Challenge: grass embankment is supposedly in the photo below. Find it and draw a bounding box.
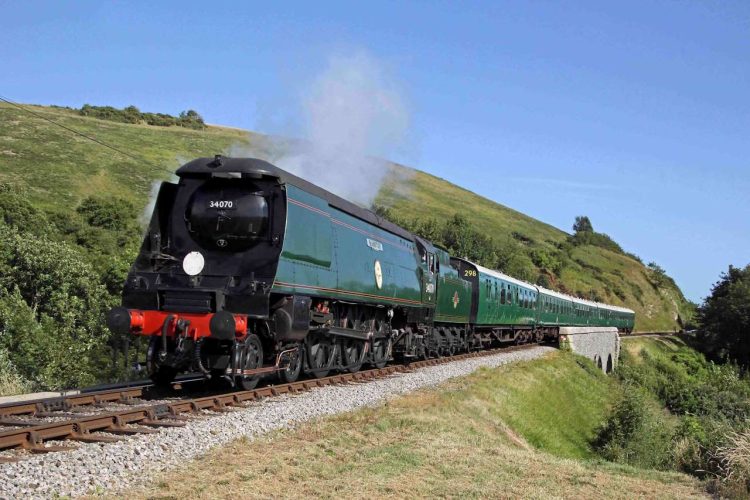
[1,103,690,332]
[126,352,703,499]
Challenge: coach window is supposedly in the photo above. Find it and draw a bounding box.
[500,287,506,304]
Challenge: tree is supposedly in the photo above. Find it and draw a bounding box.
[697,264,750,367]
[573,215,593,234]
[647,262,668,288]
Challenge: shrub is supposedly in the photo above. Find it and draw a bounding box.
[76,196,137,231]
[592,387,674,469]
[569,230,624,254]
[530,248,562,274]
[0,183,52,236]
[0,226,117,389]
[79,104,205,129]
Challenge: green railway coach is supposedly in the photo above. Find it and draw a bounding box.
[536,286,635,332]
[536,287,576,328]
[449,259,541,344]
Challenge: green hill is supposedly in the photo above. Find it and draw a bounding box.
[0,103,691,331]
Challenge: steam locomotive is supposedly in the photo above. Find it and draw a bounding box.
[107,156,634,388]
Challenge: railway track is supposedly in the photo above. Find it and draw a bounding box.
[621,331,677,338]
[0,344,538,460]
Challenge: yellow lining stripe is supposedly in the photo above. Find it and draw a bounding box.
[273,280,424,306]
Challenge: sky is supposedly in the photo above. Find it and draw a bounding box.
[1,0,748,302]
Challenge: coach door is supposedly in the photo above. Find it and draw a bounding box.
[416,238,437,305]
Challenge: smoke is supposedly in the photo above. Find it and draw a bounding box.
[140,171,179,230]
[230,51,413,207]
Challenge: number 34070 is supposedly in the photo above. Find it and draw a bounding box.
[209,200,233,208]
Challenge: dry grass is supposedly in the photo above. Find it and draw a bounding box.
[121,353,705,499]
[0,349,33,397]
[714,430,750,495]
[622,336,683,363]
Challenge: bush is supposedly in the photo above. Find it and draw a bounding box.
[80,104,205,129]
[76,196,137,231]
[0,226,117,389]
[592,387,675,469]
[569,230,623,254]
[530,248,562,275]
[0,183,52,236]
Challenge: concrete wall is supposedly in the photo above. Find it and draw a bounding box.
[559,327,620,373]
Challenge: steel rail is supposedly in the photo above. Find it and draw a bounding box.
[0,344,538,456]
[0,374,209,418]
[620,331,677,338]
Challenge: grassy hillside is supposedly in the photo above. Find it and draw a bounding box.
[126,351,704,498]
[0,102,690,330]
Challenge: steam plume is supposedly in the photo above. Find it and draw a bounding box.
[231,51,412,207]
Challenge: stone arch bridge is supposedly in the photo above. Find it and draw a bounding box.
[559,326,620,373]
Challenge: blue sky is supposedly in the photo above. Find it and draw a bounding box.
[2,1,748,302]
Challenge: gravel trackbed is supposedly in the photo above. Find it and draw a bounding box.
[0,345,554,498]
